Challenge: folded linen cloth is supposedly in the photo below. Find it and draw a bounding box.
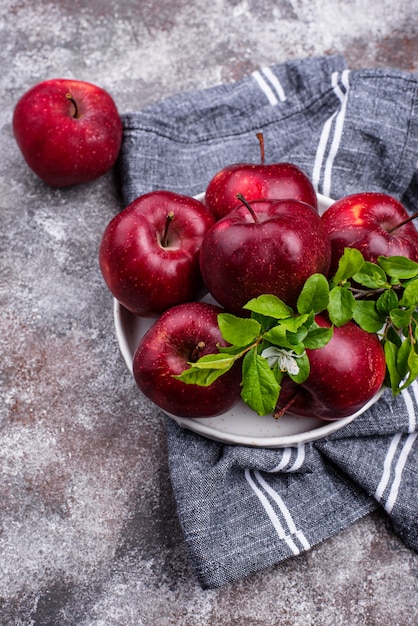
[118,55,418,589]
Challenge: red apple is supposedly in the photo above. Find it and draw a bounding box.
[13,78,123,187]
[132,302,242,418]
[199,197,331,315]
[99,190,215,317]
[274,314,386,420]
[322,192,418,276]
[205,135,317,220]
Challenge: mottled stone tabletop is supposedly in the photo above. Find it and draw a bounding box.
[1,1,417,625]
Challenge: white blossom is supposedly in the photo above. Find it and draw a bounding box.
[261,346,304,375]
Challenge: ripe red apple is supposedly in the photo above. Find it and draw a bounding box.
[204,135,317,220]
[99,190,215,317]
[322,192,418,275]
[13,78,123,187]
[132,301,242,418]
[199,197,331,315]
[274,314,386,420]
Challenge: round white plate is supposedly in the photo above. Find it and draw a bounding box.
[113,192,383,448]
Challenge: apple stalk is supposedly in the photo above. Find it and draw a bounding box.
[235,193,260,222]
[256,132,265,165]
[190,341,206,362]
[160,211,175,247]
[66,92,79,118]
[273,393,298,419]
[387,209,418,233]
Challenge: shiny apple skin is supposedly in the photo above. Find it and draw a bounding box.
[275,315,386,420]
[205,162,318,220]
[99,191,215,317]
[132,302,242,418]
[322,192,418,276]
[13,79,123,187]
[199,198,331,315]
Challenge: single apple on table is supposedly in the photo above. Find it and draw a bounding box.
[199,197,331,315]
[204,134,318,220]
[99,190,215,317]
[13,78,123,187]
[322,192,418,276]
[274,314,387,420]
[132,302,243,418]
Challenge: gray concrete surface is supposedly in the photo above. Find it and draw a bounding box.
[1,1,417,624]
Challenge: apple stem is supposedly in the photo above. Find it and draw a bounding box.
[236,193,259,223]
[190,341,205,362]
[387,210,418,233]
[256,132,265,165]
[161,211,175,247]
[66,93,79,118]
[273,393,297,419]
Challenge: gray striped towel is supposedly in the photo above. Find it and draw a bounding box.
[118,55,418,589]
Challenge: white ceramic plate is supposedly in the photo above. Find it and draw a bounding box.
[113,192,383,448]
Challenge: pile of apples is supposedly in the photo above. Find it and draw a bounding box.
[98,139,418,421]
[11,79,418,423]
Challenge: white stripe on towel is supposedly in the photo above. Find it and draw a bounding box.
[385,432,417,514]
[252,70,278,105]
[411,379,418,406]
[402,382,417,433]
[312,69,350,196]
[252,68,286,105]
[245,468,310,553]
[374,433,402,502]
[261,67,287,102]
[374,427,417,514]
[288,444,306,472]
[269,447,292,472]
[268,444,306,473]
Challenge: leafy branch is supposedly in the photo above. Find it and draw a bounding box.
[175,248,418,416]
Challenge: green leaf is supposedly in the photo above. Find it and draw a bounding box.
[303,310,316,327]
[174,362,233,387]
[303,325,333,349]
[218,343,248,356]
[271,364,286,385]
[396,338,412,381]
[278,314,310,332]
[287,351,310,384]
[352,261,388,289]
[263,324,305,352]
[389,306,416,330]
[399,278,418,308]
[243,294,293,319]
[386,325,403,348]
[241,349,281,416]
[217,313,261,347]
[401,346,418,390]
[297,273,329,314]
[352,300,385,333]
[378,255,418,280]
[250,311,277,332]
[332,247,365,284]
[384,339,401,394]
[376,289,399,315]
[287,328,309,347]
[185,352,236,370]
[327,285,356,326]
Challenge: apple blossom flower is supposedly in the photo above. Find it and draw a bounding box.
[261,346,303,375]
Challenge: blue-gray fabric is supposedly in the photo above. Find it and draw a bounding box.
[118,55,418,589]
